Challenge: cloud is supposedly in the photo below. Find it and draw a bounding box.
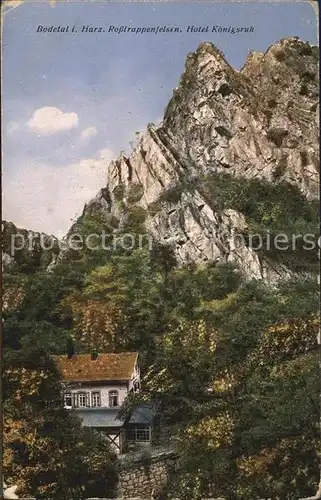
[81,126,97,139]
[3,148,115,237]
[27,106,79,135]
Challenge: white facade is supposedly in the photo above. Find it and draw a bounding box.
[63,361,140,409]
[64,383,128,408]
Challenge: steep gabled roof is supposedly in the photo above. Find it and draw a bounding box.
[53,352,138,383]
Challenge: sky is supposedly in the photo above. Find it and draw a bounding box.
[2,0,318,237]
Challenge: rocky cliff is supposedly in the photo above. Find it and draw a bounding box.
[77,37,319,280]
[3,38,319,280]
[2,221,59,273]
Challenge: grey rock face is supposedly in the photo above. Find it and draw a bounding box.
[75,38,318,281]
[2,221,60,273]
[162,39,319,199]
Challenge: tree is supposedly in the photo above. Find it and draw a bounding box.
[3,265,86,353]
[133,274,319,499]
[66,336,75,358]
[234,315,319,499]
[59,249,165,353]
[3,348,116,499]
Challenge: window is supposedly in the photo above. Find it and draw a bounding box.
[91,391,101,407]
[125,427,151,442]
[78,392,88,407]
[109,390,119,407]
[136,428,150,441]
[133,381,140,393]
[64,392,72,407]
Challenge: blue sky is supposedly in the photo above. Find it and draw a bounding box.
[2,1,318,236]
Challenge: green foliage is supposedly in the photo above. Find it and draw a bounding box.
[235,321,319,499]
[165,263,241,323]
[158,184,184,204]
[127,183,144,203]
[113,183,125,201]
[123,206,148,235]
[199,173,319,271]
[4,348,116,499]
[2,226,60,274]
[3,264,87,352]
[200,173,318,232]
[3,167,319,498]
[66,336,75,358]
[134,273,319,499]
[147,199,162,216]
[72,213,117,267]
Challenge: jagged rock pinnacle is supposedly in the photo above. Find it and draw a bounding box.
[4,38,319,281]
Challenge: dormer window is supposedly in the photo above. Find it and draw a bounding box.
[109,390,119,407]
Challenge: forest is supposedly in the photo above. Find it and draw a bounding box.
[3,177,320,498]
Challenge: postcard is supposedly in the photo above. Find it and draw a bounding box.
[2,1,319,499]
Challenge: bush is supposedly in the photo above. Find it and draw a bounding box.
[113,183,125,201]
[266,127,288,147]
[159,185,183,204]
[128,183,144,203]
[124,206,148,234]
[199,173,319,271]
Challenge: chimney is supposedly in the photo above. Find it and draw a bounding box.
[91,349,98,361]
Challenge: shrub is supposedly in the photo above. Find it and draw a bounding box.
[266,127,288,147]
[113,183,125,201]
[128,183,144,203]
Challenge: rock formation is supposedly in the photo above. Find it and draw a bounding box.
[2,221,59,273]
[3,38,319,280]
[77,37,319,280]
